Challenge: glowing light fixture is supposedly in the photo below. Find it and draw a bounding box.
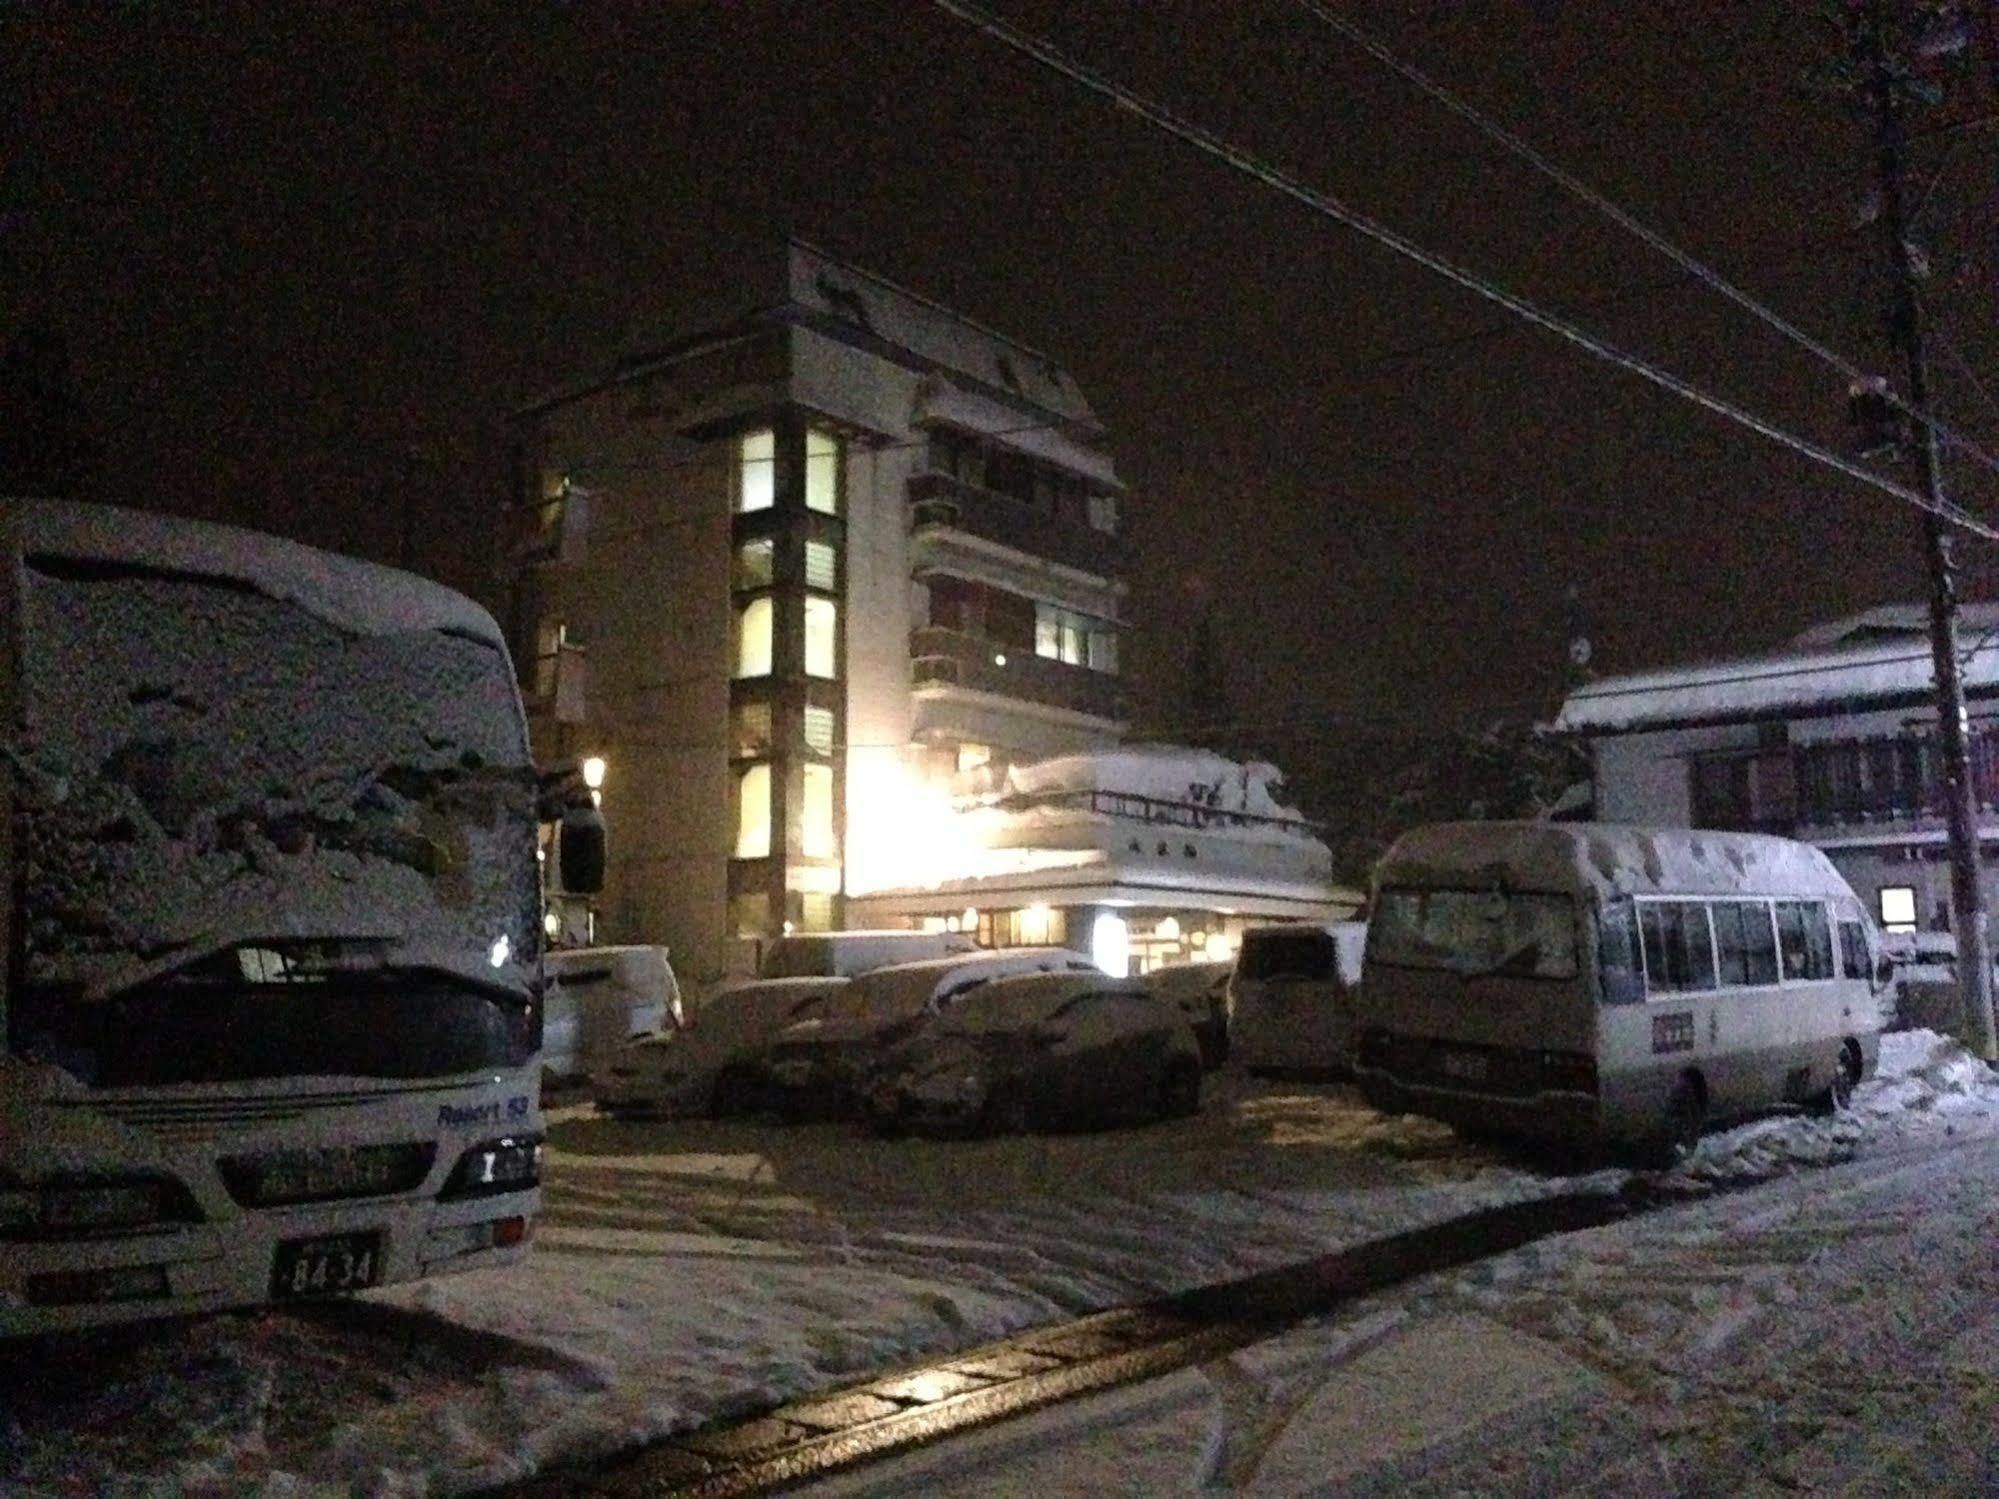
[1091,913,1130,978]
[1019,903,1054,945]
[489,934,513,969]
[993,653,1007,667]
[581,756,607,790]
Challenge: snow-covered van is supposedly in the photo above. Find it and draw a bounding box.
[1353,822,1887,1162]
[756,928,977,980]
[1229,922,1368,1076]
[0,500,558,1334]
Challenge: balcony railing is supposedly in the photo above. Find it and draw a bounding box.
[988,787,1323,839]
[910,625,1125,723]
[907,472,1125,580]
[1692,730,1999,833]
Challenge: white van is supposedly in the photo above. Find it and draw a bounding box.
[757,928,978,980]
[1229,922,1368,1076]
[542,945,682,1086]
[1352,822,1887,1162]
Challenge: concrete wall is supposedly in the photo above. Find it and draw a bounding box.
[531,382,736,991]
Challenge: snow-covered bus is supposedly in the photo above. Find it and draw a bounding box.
[0,500,569,1334]
[1352,822,1886,1163]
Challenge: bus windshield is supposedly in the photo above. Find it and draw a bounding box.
[10,557,541,1086]
[1369,887,1579,980]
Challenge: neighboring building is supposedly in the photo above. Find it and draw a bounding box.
[1556,604,1999,936]
[510,241,1135,988]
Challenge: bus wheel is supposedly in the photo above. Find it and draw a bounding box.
[1811,1040,1862,1117]
[1642,1073,1706,1168]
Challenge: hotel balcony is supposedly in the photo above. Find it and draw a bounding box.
[910,625,1125,725]
[907,472,1124,582]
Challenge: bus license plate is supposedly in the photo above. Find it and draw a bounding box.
[272,1231,383,1300]
[1439,1050,1488,1082]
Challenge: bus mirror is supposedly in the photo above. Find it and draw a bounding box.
[558,805,607,895]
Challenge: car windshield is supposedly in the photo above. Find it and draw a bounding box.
[10,558,540,1080]
[1368,887,1579,980]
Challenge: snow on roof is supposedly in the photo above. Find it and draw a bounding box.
[1556,603,1999,733]
[910,377,1122,490]
[1000,745,1310,824]
[1375,821,1857,902]
[5,498,507,648]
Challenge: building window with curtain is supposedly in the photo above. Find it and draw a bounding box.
[735,763,772,859]
[737,429,775,513]
[804,596,838,679]
[805,426,841,514]
[801,762,836,858]
[735,596,774,678]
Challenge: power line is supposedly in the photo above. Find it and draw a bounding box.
[1291,0,1999,489]
[929,0,1999,541]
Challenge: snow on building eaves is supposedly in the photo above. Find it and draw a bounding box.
[1556,604,1999,734]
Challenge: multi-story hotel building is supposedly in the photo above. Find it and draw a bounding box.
[511,241,1147,986]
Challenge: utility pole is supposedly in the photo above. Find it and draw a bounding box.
[1863,0,1999,1060]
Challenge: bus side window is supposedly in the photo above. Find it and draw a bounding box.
[1714,901,1779,987]
[1598,899,1643,1005]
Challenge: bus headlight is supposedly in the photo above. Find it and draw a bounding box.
[440,1136,543,1201]
[0,1173,198,1239]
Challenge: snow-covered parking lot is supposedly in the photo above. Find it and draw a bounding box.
[7,1031,1999,1497]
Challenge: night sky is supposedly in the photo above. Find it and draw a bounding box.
[10,2,1999,757]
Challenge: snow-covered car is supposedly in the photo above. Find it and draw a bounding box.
[1138,960,1234,1068]
[863,971,1204,1137]
[592,975,849,1118]
[742,947,1098,1121]
[541,945,683,1087]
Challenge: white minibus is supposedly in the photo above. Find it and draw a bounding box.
[1,500,559,1334]
[1352,822,1886,1162]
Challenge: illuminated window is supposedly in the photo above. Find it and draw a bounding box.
[806,427,840,514]
[798,891,835,932]
[956,742,991,774]
[735,764,771,859]
[737,429,775,512]
[1879,885,1918,934]
[735,538,774,590]
[735,597,773,678]
[801,762,835,858]
[732,700,773,758]
[804,596,837,679]
[535,470,569,550]
[1087,492,1118,533]
[803,704,835,755]
[805,539,838,591]
[1034,603,1111,668]
[533,619,567,699]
